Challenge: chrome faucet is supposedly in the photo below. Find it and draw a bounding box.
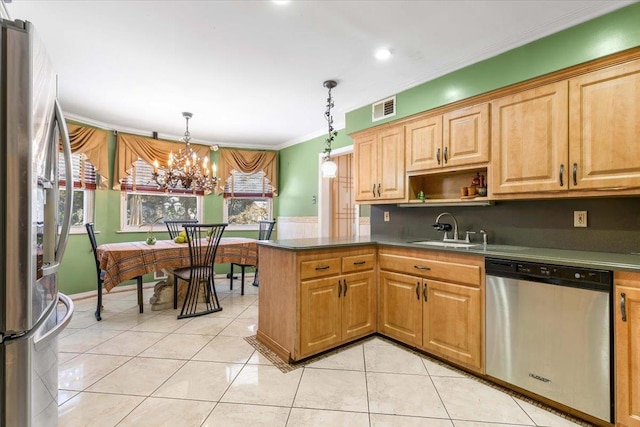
[433,212,459,241]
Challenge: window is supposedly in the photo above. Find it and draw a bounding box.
[121,159,203,231]
[223,170,273,229]
[58,152,95,229]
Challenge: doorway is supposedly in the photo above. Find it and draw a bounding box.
[318,145,359,238]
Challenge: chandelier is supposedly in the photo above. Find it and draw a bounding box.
[152,112,218,193]
[321,80,338,178]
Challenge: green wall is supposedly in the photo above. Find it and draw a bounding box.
[278,131,353,217]
[276,2,640,217]
[347,2,640,133]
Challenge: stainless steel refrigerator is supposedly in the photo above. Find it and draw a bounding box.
[1,18,75,427]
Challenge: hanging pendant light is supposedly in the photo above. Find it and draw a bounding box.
[321,80,338,178]
[152,112,218,193]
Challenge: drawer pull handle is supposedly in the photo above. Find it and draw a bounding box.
[377,183,381,197]
[372,185,376,198]
[415,282,420,300]
[621,292,627,322]
[423,283,427,301]
[436,148,441,165]
[353,260,366,265]
[443,146,448,164]
[573,163,578,186]
[414,265,431,271]
[338,280,342,297]
[343,279,348,297]
[315,265,331,271]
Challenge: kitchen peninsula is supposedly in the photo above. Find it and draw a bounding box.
[257,237,640,426]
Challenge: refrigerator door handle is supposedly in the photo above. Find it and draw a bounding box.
[55,99,73,262]
[34,293,74,351]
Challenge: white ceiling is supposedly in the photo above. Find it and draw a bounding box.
[5,0,635,149]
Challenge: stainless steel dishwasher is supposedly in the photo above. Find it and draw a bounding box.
[485,258,613,423]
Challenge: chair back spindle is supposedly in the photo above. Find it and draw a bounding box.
[165,219,199,239]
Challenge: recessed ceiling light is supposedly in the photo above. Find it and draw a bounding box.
[272,0,291,5]
[375,48,392,61]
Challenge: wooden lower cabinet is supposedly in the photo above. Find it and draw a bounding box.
[378,247,484,373]
[379,271,423,346]
[341,271,376,341]
[257,245,377,362]
[423,279,481,370]
[615,271,640,427]
[299,276,341,357]
[299,271,375,357]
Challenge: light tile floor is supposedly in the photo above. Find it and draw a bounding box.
[58,278,584,427]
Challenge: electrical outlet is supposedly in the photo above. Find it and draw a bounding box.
[574,211,587,227]
[384,211,390,222]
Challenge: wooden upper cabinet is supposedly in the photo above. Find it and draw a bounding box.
[378,126,406,200]
[353,124,405,203]
[490,81,569,195]
[443,103,490,168]
[354,132,378,201]
[406,115,442,172]
[405,104,489,173]
[569,58,640,190]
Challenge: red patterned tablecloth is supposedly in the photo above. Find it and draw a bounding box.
[97,237,257,292]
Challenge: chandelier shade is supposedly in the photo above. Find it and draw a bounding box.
[152,112,218,193]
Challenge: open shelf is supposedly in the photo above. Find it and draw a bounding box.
[405,167,491,206]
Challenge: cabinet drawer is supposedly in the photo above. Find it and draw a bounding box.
[342,253,375,273]
[300,258,341,280]
[379,253,480,286]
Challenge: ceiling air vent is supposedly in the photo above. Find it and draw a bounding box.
[372,96,396,122]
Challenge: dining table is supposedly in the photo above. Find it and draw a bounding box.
[96,237,258,293]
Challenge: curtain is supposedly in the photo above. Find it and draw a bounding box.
[114,133,210,192]
[65,124,109,189]
[217,148,278,196]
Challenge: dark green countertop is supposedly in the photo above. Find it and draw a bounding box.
[258,237,640,272]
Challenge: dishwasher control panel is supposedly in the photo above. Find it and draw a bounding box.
[486,258,612,291]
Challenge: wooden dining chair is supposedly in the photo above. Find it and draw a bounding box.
[85,223,144,321]
[173,223,227,319]
[230,220,275,295]
[164,219,199,239]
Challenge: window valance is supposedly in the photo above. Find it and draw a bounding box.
[114,133,210,191]
[64,124,109,189]
[217,148,278,196]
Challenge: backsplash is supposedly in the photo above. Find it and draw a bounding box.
[370,197,640,254]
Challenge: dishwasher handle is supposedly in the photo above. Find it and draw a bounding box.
[621,292,627,322]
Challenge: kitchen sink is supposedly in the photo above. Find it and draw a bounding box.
[410,240,479,249]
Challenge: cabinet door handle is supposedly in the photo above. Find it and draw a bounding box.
[315,265,330,271]
[338,280,342,298]
[415,282,420,300]
[559,164,564,187]
[372,184,376,198]
[621,292,627,322]
[436,148,441,165]
[573,163,578,186]
[414,265,431,271]
[353,260,366,265]
[343,279,348,297]
[377,183,381,197]
[423,282,428,301]
[443,146,448,164]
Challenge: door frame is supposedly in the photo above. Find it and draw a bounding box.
[318,145,358,238]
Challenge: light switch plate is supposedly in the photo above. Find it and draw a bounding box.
[384,211,390,222]
[574,211,587,227]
